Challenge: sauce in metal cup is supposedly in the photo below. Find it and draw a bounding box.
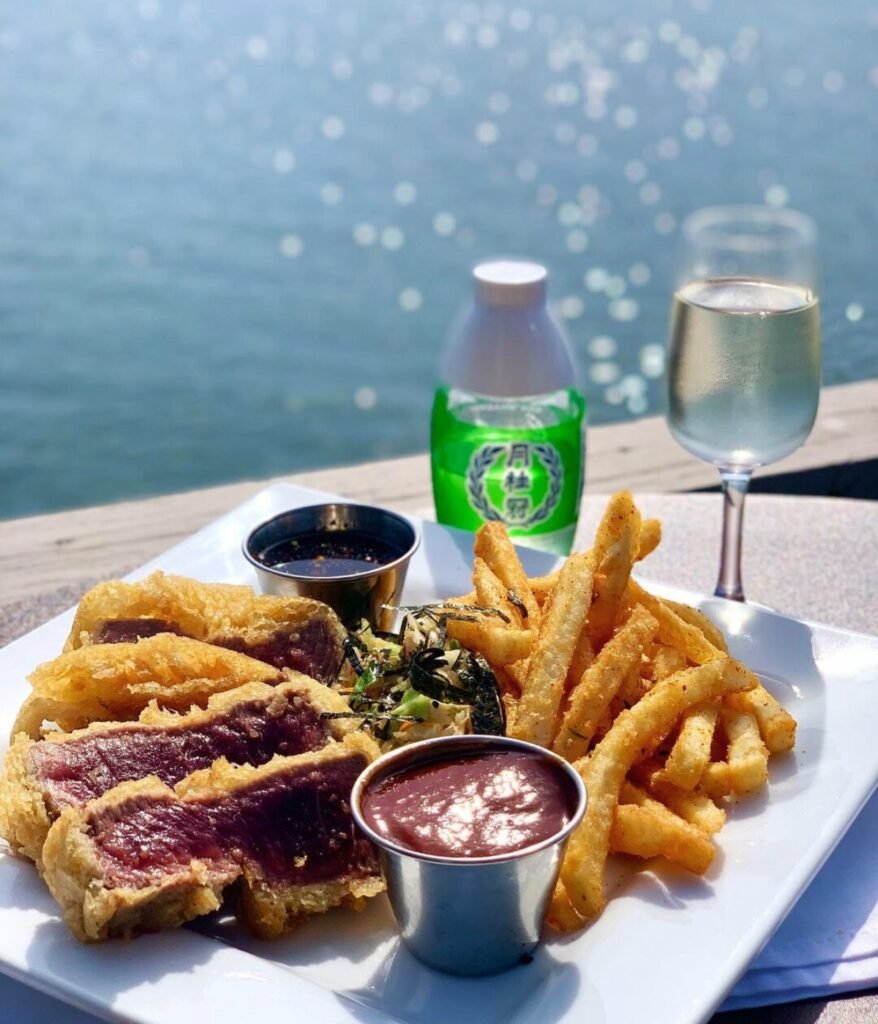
[243,503,419,630]
[351,735,587,976]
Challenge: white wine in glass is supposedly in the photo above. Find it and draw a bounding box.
[667,208,821,602]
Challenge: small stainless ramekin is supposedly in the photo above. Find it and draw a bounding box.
[351,734,587,976]
[242,503,419,630]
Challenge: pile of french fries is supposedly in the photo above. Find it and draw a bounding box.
[442,490,797,932]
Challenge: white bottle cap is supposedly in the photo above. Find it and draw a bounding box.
[473,260,547,309]
[442,259,575,396]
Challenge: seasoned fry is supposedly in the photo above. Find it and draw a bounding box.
[553,606,658,760]
[726,684,797,754]
[613,783,715,874]
[636,518,662,560]
[443,618,532,666]
[631,759,726,835]
[531,517,662,605]
[566,630,596,692]
[628,581,720,663]
[617,663,649,709]
[509,553,596,747]
[722,707,770,794]
[502,694,519,734]
[587,492,642,646]
[661,599,728,653]
[547,879,584,931]
[505,660,529,691]
[491,666,521,699]
[455,491,796,932]
[627,580,761,691]
[699,761,733,800]
[663,704,719,790]
[560,658,750,923]
[646,643,689,682]
[473,557,522,628]
[658,785,725,836]
[611,804,708,870]
[473,522,540,628]
[529,573,558,607]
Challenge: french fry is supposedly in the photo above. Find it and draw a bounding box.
[503,694,519,734]
[637,518,662,560]
[627,580,760,691]
[456,498,795,932]
[722,707,770,794]
[663,704,719,790]
[553,606,658,760]
[628,581,720,663]
[659,786,725,836]
[587,492,642,646]
[630,760,726,835]
[530,516,662,604]
[505,660,529,692]
[547,879,585,931]
[529,573,558,607]
[614,782,715,874]
[473,557,523,628]
[509,552,596,748]
[646,643,689,682]
[726,684,797,754]
[444,618,532,665]
[491,666,521,698]
[566,630,595,691]
[661,599,729,653]
[473,522,540,628]
[560,657,750,923]
[590,704,617,745]
[699,761,733,800]
[617,663,649,709]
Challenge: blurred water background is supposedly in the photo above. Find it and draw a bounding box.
[1,0,876,519]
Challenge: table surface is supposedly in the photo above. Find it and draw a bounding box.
[1,480,876,1024]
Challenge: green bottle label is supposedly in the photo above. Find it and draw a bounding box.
[430,387,586,554]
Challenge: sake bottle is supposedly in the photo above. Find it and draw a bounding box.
[430,260,586,554]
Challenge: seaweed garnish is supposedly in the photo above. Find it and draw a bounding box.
[343,636,365,676]
[388,602,511,625]
[320,603,507,746]
[459,653,506,734]
[506,590,528,620]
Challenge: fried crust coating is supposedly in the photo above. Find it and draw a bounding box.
[0,676,358,866]
[13,634,283,739]
[64,571,345,657]
[42,733,383,943]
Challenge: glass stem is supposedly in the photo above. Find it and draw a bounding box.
[715,470,751,602]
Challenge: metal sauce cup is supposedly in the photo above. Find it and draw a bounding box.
[242,503,419,630]
[351,735,587,976]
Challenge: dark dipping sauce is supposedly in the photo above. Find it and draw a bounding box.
[257,529,403,577]
[361,750,578,859]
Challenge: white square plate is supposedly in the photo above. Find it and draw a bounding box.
[1,483,877,1024]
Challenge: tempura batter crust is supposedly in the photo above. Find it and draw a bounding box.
[12,634,283,739]
[41,734,382,943]
[0,676,359,866]
[64,572,345,677]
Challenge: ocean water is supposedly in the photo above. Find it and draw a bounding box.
[1,0,876,519]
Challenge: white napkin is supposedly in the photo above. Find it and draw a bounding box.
[722,789,878,1010]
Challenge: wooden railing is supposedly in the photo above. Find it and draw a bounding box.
[1,378,875,617]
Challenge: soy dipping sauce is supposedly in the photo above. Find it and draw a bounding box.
[257,529,403,577]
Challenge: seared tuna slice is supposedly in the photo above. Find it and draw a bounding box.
[0,677,358,864]
[42,734,382,942]
[64,571,346,683]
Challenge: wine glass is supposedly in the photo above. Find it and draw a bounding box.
[666,206,821,602]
